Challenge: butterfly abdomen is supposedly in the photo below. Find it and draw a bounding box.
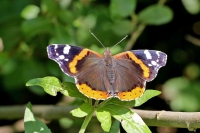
[106,67,115,85]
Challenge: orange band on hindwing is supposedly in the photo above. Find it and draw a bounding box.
[77,84,109,100]
[118,87,145,101]
[126,52,150,78]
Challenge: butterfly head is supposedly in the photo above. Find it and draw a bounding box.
[104,47,112,56]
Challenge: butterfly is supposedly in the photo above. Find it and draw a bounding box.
[47,44,167,101]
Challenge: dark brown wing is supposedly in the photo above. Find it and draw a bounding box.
[75,55,119,100]
[48,44,110,100]
[113,59,146,101]
[113,50,167,100]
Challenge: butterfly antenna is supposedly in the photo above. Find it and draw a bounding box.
[112,35,128,49]
[89,30,105,48]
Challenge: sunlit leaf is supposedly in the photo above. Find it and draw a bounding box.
[96,108,112,132]
[182,0,200,14]
[134,90,161,107]
[24,102,51,133]
[26,77,62,96]
[21,5,40,19]
[103,105,151,133]
[70,103,93,117]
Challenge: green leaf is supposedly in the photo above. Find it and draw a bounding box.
[112,20,134,36]
[109,120,120,133]
[41,0,58,15]
[103,98,136,107]
[62,82,88,101]
[24,102,52,133]
[0,54,16,75]
[57,10,74,24]
[182,0,200,15]
[163,77,200,111]
[70,103,93,118]
[21,17,53,38]
[26,77,62,96]
[96,108,112,132]
[122,112,151,133]
[21,5,40,19]
[103,105,151,133]
[134,90,161,107]
[138,5,173,25]
[110,0,137,18]
[59,118,73,129]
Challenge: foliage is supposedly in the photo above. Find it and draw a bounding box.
[26,76,161,132]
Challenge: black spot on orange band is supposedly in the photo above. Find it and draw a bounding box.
[76,83,109,100]
[117,87,145,101]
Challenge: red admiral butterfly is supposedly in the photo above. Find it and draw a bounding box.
[47,44,167,101]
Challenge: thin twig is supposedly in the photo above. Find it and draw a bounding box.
[124,23,146,51]
[125,0,168,51]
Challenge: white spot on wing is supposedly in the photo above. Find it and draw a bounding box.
[144,50,152,59]
[63,45,70,54]
[156,51,160,57]
[151,61,157,66]
[59,55,65,60]
[54,44,58,49]
[64,58,69,61]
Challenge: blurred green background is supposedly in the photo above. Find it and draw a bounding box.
[0,0,200,132]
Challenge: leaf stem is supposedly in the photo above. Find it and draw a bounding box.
[88,99,92,105]
[79,108,95,133]
[97,98,112,107]
[93,100,99,107]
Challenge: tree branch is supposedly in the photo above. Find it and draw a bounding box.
[1,105,200,130]
[133,109,200,131]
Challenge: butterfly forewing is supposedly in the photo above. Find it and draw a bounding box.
[47,44,84,76]
[114,50,167,82]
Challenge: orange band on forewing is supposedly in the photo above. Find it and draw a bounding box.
[77,84,108,100]
[69,49,89,74]
[127,52,150,78]
[118,87,145,101]
[69,49,102,74]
